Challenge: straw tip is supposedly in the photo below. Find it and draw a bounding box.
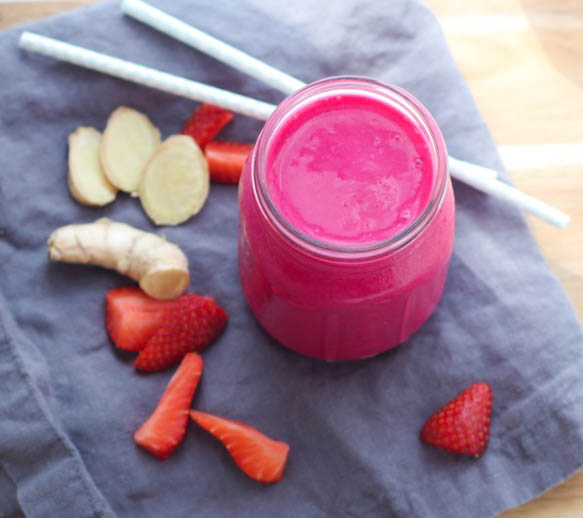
[557,214,571,230]
[18,31,34,49]
[120,0,141,13]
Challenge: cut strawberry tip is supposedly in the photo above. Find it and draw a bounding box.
[190,410,290,483]
[134,353,204,460]
[180,104,234,149]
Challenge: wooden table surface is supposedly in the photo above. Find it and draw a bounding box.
[1,0,582,516]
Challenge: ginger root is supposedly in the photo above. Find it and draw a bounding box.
[101,107,161,194]
[48,218,189,300]
[139,135,209,226]
[68,127,117,206]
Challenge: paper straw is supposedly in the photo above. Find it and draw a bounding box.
[122,2,572,228]
[121,0,306,95]
[19,32,275,120]
[451,163,570,228]
[448,156,497,181]
[20,33,569,228]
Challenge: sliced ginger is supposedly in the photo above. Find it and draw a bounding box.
[68,127,117,206]
[48,218,189,300]
[101,107,161,194]
[139,135,209,226]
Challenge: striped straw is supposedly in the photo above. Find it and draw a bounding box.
[452,164,570,228]
[19,32,275,120]
[121,1,572,228]
[19,32,570,228]
[448,156,498,181]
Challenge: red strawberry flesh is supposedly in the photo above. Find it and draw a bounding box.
[421,382,493,458]
[190,410,290,483]
[134,352,203,460]
[105,286,177,352]
[180,104,234,148]
[205,140,254,184]
[134,294,228,372]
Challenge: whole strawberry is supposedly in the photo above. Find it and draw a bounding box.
[421,382,493,458]
[135,293,227,372]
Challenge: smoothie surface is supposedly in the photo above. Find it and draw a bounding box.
[265,93,434,247]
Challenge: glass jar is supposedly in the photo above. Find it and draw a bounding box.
[238,77,455,360]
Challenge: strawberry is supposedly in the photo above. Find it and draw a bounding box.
[190,410,290,483]
[205,141,254,184]
[134,352,203,460]
[105,286,177,352]
[180,104,234,148]
[134,294,227,372]
[421,382,493,458]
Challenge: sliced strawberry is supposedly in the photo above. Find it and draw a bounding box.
[205,141,254,184]
[421,382,493,458]
[134,294,227,372]
[105,286,177,351]
[190,410,290,483]
[134,352,203,460]
[180,104,234,148]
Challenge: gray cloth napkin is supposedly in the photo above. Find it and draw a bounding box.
[1,1,583,517]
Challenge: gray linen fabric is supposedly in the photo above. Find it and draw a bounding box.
[1,1,582,517]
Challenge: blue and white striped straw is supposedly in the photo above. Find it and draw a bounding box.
[19,28,570,228]
[120,0,570,229]
[19,31,276,121]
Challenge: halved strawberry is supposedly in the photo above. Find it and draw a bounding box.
[134,352,203,460]
[421,382,493,458]
[180,104,234,148]
[134,294,228,372]
[105,286,177,351]
[205,141,254,184]
[190,410,290,483]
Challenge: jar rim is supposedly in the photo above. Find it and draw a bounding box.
[251,76,449,260]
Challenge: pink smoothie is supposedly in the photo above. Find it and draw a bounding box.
[238,78,455,360]
[266,93,433,247]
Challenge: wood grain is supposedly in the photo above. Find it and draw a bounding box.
[0,1,96,30]
[2,1,582,516]
[426,2,583,515]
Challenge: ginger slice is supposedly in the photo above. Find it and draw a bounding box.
[48,218,190,300]
[139,135,209,226]
[68,127,117,206]
[101,106,161,194]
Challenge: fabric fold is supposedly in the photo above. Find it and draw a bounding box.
[0,293,116,518]
[0,0,582,517]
